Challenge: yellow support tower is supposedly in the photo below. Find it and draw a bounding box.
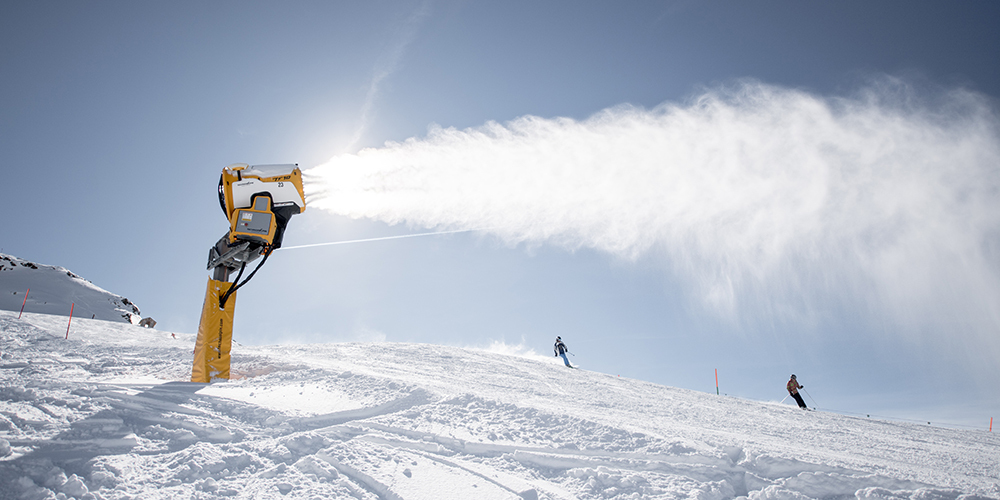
[191,280,237,382]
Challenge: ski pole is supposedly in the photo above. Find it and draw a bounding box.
[779,394,788,404]
[803,388,818,408]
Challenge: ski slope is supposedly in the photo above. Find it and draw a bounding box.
[0,254,140,324]
[1,310,997,500]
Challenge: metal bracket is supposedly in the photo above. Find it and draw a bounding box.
[206,234,266,280]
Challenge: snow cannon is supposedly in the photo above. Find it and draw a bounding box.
[192,163,306,383]
[219,163,306,248]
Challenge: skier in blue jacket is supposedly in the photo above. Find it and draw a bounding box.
[553,337,571,367]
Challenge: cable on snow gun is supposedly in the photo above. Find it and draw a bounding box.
[191,163,306,383]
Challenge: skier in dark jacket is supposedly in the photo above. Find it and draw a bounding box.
[553,337,571,367]
[787,374,807,409]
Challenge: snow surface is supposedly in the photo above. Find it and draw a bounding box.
[1,310,998,500]
[0,254,140,324]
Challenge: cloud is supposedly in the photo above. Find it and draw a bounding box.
[346,1,431,151]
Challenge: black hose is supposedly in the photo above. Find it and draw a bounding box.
[218,262,246,309]
[218,246,273,309]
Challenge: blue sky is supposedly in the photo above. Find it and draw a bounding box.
[2,1,999,427]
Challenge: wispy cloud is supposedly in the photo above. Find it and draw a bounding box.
[346,2,431,152]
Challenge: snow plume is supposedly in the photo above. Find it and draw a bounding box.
[476,339,549,362]
[306,80,1000,365]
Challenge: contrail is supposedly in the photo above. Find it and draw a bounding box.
[278,228,484,251]
[304,79,1000,372]
[346,2,430,152]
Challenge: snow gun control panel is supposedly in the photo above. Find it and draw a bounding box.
[207,164,306,278]
[230,194,277,244]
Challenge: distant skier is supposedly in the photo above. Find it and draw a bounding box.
[787,374,807,409]
[553,336,571,367]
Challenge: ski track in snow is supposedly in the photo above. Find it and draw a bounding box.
[1,310,998,500]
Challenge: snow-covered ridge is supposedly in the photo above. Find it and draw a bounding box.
[1,310,997,500]
[0,253,140,324]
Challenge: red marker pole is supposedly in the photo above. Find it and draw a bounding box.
[18,288,29,319]
[65,303,74,339]
[715,368,719,395]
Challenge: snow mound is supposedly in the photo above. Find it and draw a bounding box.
[1,310,998,500]
[0,253,141,324]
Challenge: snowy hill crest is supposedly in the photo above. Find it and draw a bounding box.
[1,311,998,500]
[0,253,140,323]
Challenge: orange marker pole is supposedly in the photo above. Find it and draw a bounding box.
[65,303,74,339]
[715,368,719,395]
[18,288,29,319]
[990,417,993,432]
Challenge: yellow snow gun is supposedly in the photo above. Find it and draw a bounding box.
[219,163,306,247]
[192,163,306,383]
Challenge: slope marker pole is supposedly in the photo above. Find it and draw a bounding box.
[18,288,29,319]
[65,303,74,339]
[990,417,993,432]
[715,368,719,395]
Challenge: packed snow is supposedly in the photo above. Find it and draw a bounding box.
[1,308,997,500]
[0,253,997,499]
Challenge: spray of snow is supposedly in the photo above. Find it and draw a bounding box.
[476,339,549,362]
[306,79,1000,369]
